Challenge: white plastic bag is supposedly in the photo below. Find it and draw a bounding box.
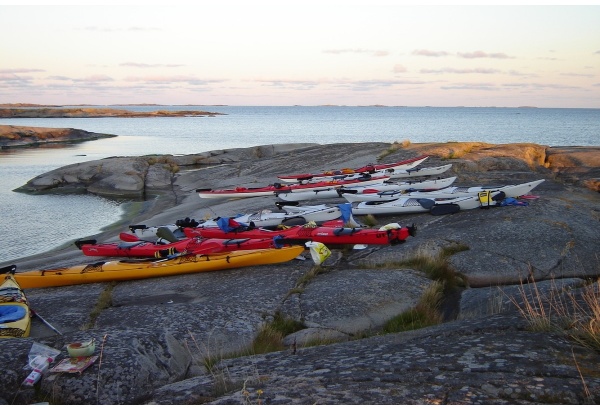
[22,342,61,386]
[305,241,331,265]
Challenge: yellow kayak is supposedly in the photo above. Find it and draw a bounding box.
[0,272,31,338]
[11,246,306,289]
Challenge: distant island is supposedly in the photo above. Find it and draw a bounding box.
[0,125,117,148]
[0,107,226,118]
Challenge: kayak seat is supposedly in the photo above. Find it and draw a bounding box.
[430,204,461,215]
[118,241,144,249]
[416,198,436,209]
[0,305,27,324]
[492,191,506,201]
[156,227,180,243]
[365,199,398,205]
[333,227,362,236]
[223,239,250,246]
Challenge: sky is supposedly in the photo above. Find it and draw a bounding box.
[1,2,599,108]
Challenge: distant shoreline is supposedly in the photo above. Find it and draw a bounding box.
[0,107,226,119]
[7,103,597,110]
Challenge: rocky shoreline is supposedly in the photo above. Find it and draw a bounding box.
[0,107,225,119]
[1,135,599,404]
[0,107,225,148]
[0,125,117,148]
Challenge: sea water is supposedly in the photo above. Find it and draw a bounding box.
[1,106,598,264]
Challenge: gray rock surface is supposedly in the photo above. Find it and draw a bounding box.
[1,141,598,404]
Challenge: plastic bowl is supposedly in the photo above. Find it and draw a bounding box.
[67,340,96,357]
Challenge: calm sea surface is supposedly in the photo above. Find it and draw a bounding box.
[1,106,598,264]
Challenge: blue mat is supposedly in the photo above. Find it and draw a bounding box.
[0,305,27,323]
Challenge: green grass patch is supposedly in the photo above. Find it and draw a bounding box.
[383,281,443,333]
[363,243,469,290]
[83,281,116,330]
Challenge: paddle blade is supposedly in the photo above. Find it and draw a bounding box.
[305,241,332,265]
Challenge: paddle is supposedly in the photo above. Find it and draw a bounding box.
[30,308,63,336]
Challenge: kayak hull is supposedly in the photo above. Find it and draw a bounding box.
[352,179,545,215]
[197,175,390,199]
[128,205,351,242]
[345,179,545,202]
[275,174,456,202]
[185,224,413,246]
[13,246,306,289]
[0,273,31,338]
[78,237,286,258]
[277,155,429,182]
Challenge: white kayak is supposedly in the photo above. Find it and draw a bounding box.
[343,178,545,203]
[278,163,451,183]
[277,155,429,183]
[338,176,457,202]
[128,203,356,241]
[351,179,544,216]
[385,164,453,179]
[276,176,457,202]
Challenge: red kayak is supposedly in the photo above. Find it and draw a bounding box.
[196,174,391,199]
[184,222,416,246]
[75,235,286,258]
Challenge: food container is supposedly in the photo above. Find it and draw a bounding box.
[67,339,96,357]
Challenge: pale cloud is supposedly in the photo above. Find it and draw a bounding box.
[81,26,160,32]
[508,70,538,77]
[124,75,226,86]
[457,51,512,59]
[120,62,185,68]
[256,79,321,90]
[73,75,115,83]
[47,76,73,81]
[503,82,580,90]
[393,64,407,73]
[412,49,450,57]
[323,49,389,57]
[0,73,34,83]
[257,78,425,92]
[421,67,501,74]
[127,26,161,32]
[441,83,498,90]
[560,72,596,78]
[0,68,45,74]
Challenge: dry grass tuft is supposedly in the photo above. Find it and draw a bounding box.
[509,273,600,353]
[361,214,378,227]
